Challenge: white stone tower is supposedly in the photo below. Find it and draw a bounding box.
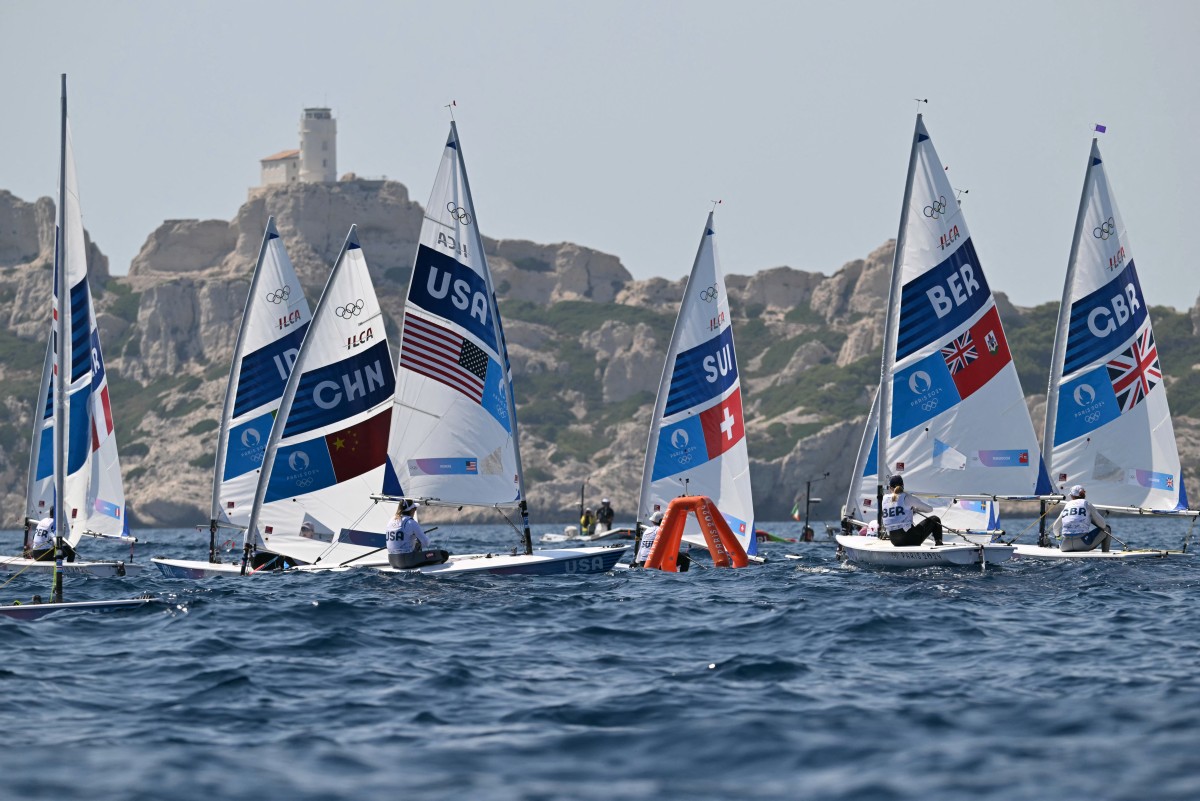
[298,107,336,183]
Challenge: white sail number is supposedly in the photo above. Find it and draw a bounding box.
[926,263,980,319]
[703,344,734,383]
[1086,282,1140,338]
[427,265,489,327]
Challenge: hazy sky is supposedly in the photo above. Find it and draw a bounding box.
[2,1,1197,308]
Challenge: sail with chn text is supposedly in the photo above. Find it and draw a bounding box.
[1042,140,1187,511]
[246,226,396,557]
[638,212,756,555]
[879,115,1049,499]
[32,115,129,545]
[212,217,312,530]
[386,122,523,509]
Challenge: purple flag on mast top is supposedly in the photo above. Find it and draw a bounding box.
[1094,123,1107,133]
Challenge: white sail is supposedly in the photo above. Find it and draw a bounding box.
[847,386,998,533]
[211,218,312,529]
[244,226,395,561]
[52,90,128,546]
[878,115,1050,501]
[25,340,54,522]
[1042,140,1187,512]
[386,122,524,511]
[638,212,756,555]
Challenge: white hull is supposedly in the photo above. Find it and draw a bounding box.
[359,546,627,576]
[1012,544,1189,561]
[152,558,248,578]
[836,534,1014,567]
[0,557,146,577]
[0,597,151,620]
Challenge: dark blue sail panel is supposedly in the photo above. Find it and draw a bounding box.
[896,238,991,361]
[70,280,90,381]
[663,326,739,417]
[67,386,91,473]
[407,245,498,354]
[233,324,309,418]
[1063,260,1148,376]
[283,340,396,438]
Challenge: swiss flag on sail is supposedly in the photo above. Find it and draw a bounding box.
[700,387,745,460]
[943,305,1011,401]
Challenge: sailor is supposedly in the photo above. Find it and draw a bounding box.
[385,500,449,569]
[632,510,663,567]
[580,507,597,538]
[29,509,76,562]
[880,475,943,547]
[1052,485,1112,553]
[596,498,615,533]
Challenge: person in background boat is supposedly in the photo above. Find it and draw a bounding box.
[29,509,76,562]
[1052,485,1112,553]
[385,499,450,569]
[881,475,943,547]
[632,510,663,567]
[596,499,615,533]
[580,507,597,538]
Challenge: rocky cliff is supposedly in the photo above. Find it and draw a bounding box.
[1,181,1197,529]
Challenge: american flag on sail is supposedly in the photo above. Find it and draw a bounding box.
[400,313,488,403]
[940,331,978,375]
[1106,326,1161,414]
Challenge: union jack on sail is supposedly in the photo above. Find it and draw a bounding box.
[1106,326,1161,414]
[940,331,978,375]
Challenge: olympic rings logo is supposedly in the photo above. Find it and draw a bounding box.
[920,399,939,412]
[700,285,719,302]
[265,286,291,304]
[1094,217,1116,240]
[447,203,473,225]
[923,196,947,219]
[1084,411,1101,424]
[335,299,365,318]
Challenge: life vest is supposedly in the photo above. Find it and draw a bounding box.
[1059,498,1094,537]
[880,492,914,532]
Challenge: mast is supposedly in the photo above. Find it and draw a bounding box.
[240,228,356,573]
[210,218,277,562]
[24,341,52,538]
[451,121,533,554]
[1041,139,1098,482]
[52,74,68,602]
[877,114,924,529]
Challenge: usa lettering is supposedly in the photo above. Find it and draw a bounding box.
[436,231,468,259]
[427,264,488,327]
[1086,282,1140,337]
[278,310,302,330]
[938,224,961,251]
[346,326,375,351]
[926,263,980,318]
[703,344,734,383]
[313,360,387,410]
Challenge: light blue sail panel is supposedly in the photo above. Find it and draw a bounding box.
[223,411,275,480]
[663,326,739,417]
[408,244,499,354]
[896,238,991,361]
[890,352,961,435]
[1062,260,1148,376]
[1053,366,1122,445]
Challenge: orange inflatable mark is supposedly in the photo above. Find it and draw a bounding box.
[644,495,750,572]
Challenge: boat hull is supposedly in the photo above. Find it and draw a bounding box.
[151,558,248,578]
[0,597,151,620]
[1012,544,1190,560]
[836,534,1014,567]
[0,557,146,577]
[379,546,629,576]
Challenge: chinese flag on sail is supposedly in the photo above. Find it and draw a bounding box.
[943,305,1011,401]
[324,408,392,482]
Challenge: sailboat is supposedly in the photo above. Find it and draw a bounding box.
[1,75,151,617]
[841,386,1000,541]
[836,114,1048,568]
[374,121,626,575]
[152,218,319,578]
[636,210,757,559]
[1013,136,1196,559]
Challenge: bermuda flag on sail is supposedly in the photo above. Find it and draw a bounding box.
[942,305,1011,401]
[1107,325,1161,414]
[699,387,745,459]
[401,313,488,403]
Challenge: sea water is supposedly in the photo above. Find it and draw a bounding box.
[1,517,1198,801]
